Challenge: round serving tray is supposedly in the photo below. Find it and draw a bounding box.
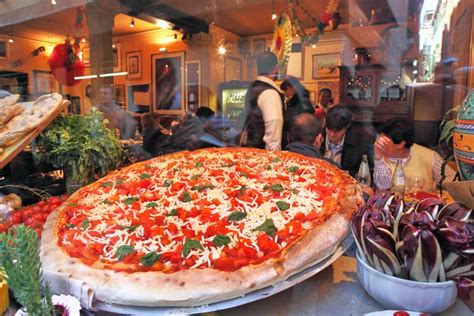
[91,234,354,315]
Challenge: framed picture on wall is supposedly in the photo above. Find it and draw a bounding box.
[0,38,8,59]
[224,57,242,81]
[316,80,340,105]
[113,43,122,72]
[33,70,53,94]
[185,61,201,112]
[312,54,340,79]
[81,47,90,67]
[253,39,266,56]
[152,51,185,114]
[69,96,81,114]
[126,51,142,79]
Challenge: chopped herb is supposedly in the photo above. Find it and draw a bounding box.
[191,184,215,191]
[81,219,90,229]
[145,202,158,208]
[123,197,138,205]
[271,184,284,192]
[266,165,272,170]
[252,219,277,236]
[68,203,78,207]
[272,157,281,163]
[116,245,134,260]
[276,201,290,211]
[291,189,298,194]
[191,174,200,180]
[227,211,247,221]
[182,239,203,257]
[287,166,299,173]
[65,224,75,229]
[115,178,124,186]
[263,185,270,190]
[213,235,231,247]
[140,173,150,179]
[238,185,247,197]
[181,192,192,202]
[239,171,249,178]
[167,209,177,216]
[140,252,161,266]
[221,163,234,167]
[145,164,152,169]
[100,182,112,188]
[102,200,111,205]
[121,224,139,232]
[173,168,180,172]
[164,179,174,187]
[195,162,204,168]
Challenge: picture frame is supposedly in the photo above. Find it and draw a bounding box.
[126,51,142,79]
[114,84,126,110]
[316,80,340,105]
[113,43,122,72]
[185,61,201,112]
[312,54,340,79]
[0,37,8,59]
[253,39,266,56]
[81,47,90,67]
[69,96,81,114]
[33,70,53,94]
[152,51,185,114]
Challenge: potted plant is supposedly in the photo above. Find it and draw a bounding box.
[37,108,124,193]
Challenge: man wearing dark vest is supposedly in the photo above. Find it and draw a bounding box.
[243,51,284,151]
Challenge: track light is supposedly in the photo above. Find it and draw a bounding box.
[130,17,135,28]
[271,0,277,21]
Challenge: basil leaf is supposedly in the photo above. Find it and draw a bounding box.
[115,178,124,186]
[173,168,180,172]
[81,219,90,229]
[182,239,203,257]
[191,184,215,191]
[266,165,272,170]
[191,174,200,181]
[100,182,112,188]
[140,173,150,179]
[213,235,231,247]
[164,179,173,187]
[145,202,158,208]
[291,189,298,194]
[116,245,134,260]
[272,157,281,163]
[167,209,177,216]
[68,203,78,207]
[238,185,247,197]
[122,224,139,232]
[227,211,246,221]
[140,252,161,266]
[65,223,75,229]
[181,192,192,202]
[276,201,290,211]
[145,164,152,169]
[252,219,277,236]
[221,163,234,167]
[123,197,138,205]
[195,162,203,168]
[271,184,284,192]
[239,171,249,178]
[287,166,299,173]
[102,200,111,205]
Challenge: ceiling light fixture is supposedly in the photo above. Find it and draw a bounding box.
[8,36,14,43]
[112,44,116,49]
[156,19,171,29]
[81,38,86,43]
[130,17,135,28]
[159,47,167,52]
[99,71,128,78]
[271,0,277,20]
[51,0,57,5]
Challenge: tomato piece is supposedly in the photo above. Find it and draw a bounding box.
[72,238,86,248]
[257,234,279,253]
[243,246,258,259]
[288,220,302,235]
[167,223,178,234]
[213,257,235,270]
[171,182,184,192]
[305,211,319,222]
[294,212,305,221]
[393,312,410,316]
[82,247,99,261]
[138,179,152,189]
[10,212,22,224]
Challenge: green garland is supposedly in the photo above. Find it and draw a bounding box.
[287,0,339,46]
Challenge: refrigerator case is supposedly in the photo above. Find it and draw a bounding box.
[218,80,250,127]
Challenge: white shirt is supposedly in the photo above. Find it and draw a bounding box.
[255,76,284,151]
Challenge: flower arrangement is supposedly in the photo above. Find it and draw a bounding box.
[352,192,474,299]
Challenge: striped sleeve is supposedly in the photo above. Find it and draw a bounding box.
[432,153,456,185]
[374,159,392,190]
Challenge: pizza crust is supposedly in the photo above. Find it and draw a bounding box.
[41,180,363,307]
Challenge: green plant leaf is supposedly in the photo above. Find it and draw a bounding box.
[164,179,174,187]
[276,201,290,211]
[213,235,231,247]
[252,219,277,236]
[271,184,284,192]
[228,211,246,221]
[140,173,150,179]
[116,245,134,260]
[123,197,138,205]
[191,184,215,191]
[146,202,158,208]
[181,192,192,202]
[140,252,161,266]
[167,209,177,216]
[182,239,203,257]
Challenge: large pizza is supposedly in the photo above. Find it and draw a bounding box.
[41,148,364,306]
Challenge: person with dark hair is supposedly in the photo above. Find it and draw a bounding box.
[320,106,373,177]
[373,118,456,191]
[195,106,215,120]
[286,113,336,165]
[97,85,137,140]
[241,51,284,151]
[280,77,314,147]
[314,88,335,122]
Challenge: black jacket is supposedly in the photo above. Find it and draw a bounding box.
[286,142,339,166]
[283,95,314,147]
[320,126,374,177]
[243,80,284,149]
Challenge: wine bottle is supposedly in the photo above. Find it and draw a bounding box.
[391,159,406,197]
[356,154,371,187]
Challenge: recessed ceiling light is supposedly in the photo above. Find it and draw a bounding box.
[159,47,167,52]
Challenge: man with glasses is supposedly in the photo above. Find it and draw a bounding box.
[320,106,373,177]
